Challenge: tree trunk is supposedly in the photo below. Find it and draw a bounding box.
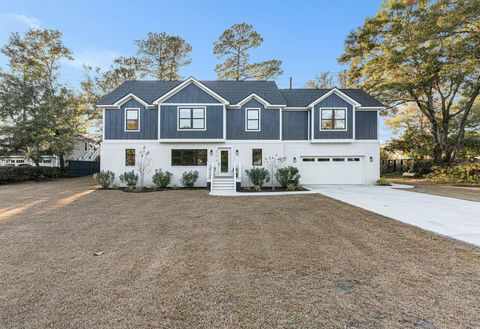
[235,48,241,81]
[59,154,65,172]
[429,121,444,164]
[432,143,443,164]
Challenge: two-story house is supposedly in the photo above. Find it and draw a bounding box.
[97,77,384,191]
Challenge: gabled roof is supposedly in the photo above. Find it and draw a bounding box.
[202,81,286,105]
[97,80,287,106]
[280,88,384,108]
[97,80,182,105]
[97,79,384,108]
[153,77,230,104]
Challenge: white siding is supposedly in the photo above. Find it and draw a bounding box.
[101,140,380,187]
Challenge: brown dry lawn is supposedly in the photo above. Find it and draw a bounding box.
[0,177,479,329]
[387,176,480,203]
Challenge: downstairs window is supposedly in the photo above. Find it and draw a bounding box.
[171,149,207,166]
[252,149,262,166]
[125,149,135,166]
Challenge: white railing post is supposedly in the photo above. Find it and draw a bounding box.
[233,162,236,190]
[238,162,242,185]
[210,161,214,190]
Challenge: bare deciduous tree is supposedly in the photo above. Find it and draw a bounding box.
[136,146,151,189]
[264,154,286,191]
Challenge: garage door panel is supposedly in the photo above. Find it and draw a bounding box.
[299,157,364,185]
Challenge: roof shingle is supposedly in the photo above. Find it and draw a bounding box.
[279,88,384,107]
[97,80,384,108]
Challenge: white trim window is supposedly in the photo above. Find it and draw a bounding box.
[125,149,135,166]
[252,148,262,166]
[245,108,260,131]
[320,108,347,131]
[178,107,206,130]
[125,108,140,132]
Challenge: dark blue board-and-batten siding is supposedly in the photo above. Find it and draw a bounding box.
[104,99,158,140]
[160,105,224,139]
[226,99,280,140]
[282,111,309,140]
[103,91,378,141]
[163,83,221,104]
[355,111,377,140]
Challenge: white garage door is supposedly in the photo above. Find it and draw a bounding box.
[299,156,365,185]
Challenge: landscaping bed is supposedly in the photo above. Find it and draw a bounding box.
[116,186,207,193]
[382,162,480,188]
[239,186,309,192]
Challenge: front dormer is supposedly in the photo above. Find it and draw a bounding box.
[103,97,158,140]
[156,79,227,142]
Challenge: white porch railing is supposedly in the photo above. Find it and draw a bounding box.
[234,162,241,190]
[90,148,101,161]
[79,148,100,161]
[209,161,215,190]
[208,151,241,192]
[80,148,94,160]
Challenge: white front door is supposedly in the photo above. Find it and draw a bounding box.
[218,148,231,176]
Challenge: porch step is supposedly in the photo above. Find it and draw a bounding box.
[213,182,234,187]
[211,177,236,192]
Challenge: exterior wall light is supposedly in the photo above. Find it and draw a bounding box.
[293,157,297,163]
[235,150,239,156]
[370,156,373,162]
[210,150,213,156]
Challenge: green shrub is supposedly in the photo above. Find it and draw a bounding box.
[376,178,391,186]
[413,160,434,175]
[0,166,64,184]
[181,170,199,188]
[427,163,480,184]
[287,183,304,191]
[119,170,138,191]
[152,169,172,188]
[93,170,115,189]
[286,183,296,191]
[276,166,300,188]
[245,167,270,191]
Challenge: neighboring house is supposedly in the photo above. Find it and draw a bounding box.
[0,153,58,167]
[69,136,100,161]
[0,136,100,167]
[97,77,384,191]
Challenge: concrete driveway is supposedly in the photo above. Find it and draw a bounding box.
[307,184,480,247]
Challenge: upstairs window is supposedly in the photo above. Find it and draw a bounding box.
[246,108,260,131]
[125,108,140,131]
[178,107,206,130]
[321,108,346,130]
